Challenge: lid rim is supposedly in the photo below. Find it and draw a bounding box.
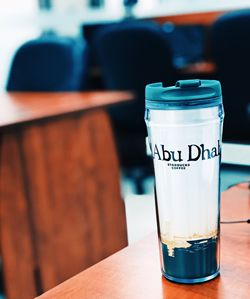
[146,97,222,110]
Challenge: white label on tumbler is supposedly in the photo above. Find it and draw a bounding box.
[149,109,221,257]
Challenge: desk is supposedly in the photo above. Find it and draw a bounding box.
[37,183,250,299]
[0,92,133,128]
[0,91,133,299]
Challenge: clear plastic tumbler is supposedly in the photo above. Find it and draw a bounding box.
[145,79,224,283]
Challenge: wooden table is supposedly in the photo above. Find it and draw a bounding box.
[0,91,133,299]
[0,92,133,127]
[143,0,250,26]
[37,183,250,299]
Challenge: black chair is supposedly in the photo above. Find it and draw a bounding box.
[7,36,87,91]
[162,23,206,69]
[94,21,177,193]
[211,10,250,143]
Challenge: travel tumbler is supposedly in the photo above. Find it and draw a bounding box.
[145,79,224,283]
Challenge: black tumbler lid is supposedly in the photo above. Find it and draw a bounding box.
[145,79,222,110]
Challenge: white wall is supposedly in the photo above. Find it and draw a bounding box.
[0,0,40,90]
[0,0,37,14]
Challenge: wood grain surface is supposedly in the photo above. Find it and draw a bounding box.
[37,183,250,299]
[1,108,128,299]
[151,10,227,25]
[0,92,133,128]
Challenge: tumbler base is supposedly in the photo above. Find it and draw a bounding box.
[162,270,220,284]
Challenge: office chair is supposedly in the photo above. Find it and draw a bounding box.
[162,23,205,69]
[7,36,87,91]
[94,21,177,193]
[211,10,250,143]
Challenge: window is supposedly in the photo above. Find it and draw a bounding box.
[0,0,37,15]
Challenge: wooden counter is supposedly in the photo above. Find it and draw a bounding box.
[0,91,133,299]
[37,183,250,299]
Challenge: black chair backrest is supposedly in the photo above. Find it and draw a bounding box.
[162,23,205,68]
[7,36,87,91]
[94,21,176,129]
[211,10,250,143]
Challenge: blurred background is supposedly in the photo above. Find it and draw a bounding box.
[0,1,250,298]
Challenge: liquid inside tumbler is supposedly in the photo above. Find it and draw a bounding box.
[145,80,224,284]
